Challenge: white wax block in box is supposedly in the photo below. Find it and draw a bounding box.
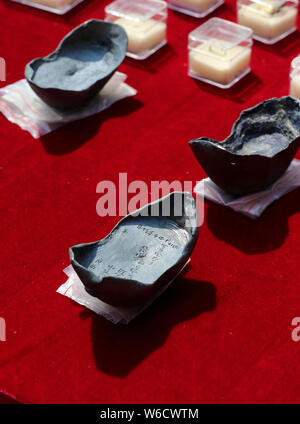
[189,40,251,87]
[25,0,74,6]
[115,18,167,55]
[105,0,168,60]
[57,260,190,324]
[290,55,300,99]
[10,0,85,15]
[188,18,253,89]
[168,0,224,18]
[237,0,298,44]
[194,159,300,219]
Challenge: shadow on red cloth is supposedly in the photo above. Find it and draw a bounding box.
[89,275,216,377]
[255,30,300,58]
[206,187,300,254]
[124,44,177,74]
[191,72,263,104]
[40,97,143,155]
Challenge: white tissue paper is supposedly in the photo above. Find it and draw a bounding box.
[194,159,300,219]
[57,261,190,325]
[0,72,137,139]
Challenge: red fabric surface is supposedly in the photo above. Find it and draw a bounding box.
[1,0,300,404]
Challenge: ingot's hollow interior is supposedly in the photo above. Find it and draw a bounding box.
[70,192,198,307]
[189,97,300,195]
[25,20,128,109]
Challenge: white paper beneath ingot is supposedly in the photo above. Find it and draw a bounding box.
[189,40,251,86]
[193,159,300,219]
[238,4,297,41]
[57,260,190,324]
[0,72,137,139]
[115,18,166,54]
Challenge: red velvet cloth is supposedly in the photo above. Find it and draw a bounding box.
[1,0,300,404]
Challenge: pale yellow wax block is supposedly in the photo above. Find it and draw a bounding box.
[189,39,251,86]
[290,74,300,99]
[115,18,166,54]
[171,0,219,11]
[28,0,76,7]
[238,4,297,40]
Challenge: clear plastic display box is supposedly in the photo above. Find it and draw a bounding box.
[188,18,253,89]
[105,0,168,60]
[168,0,224,18]
[237,0,298,44]
[10,0,86,15]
